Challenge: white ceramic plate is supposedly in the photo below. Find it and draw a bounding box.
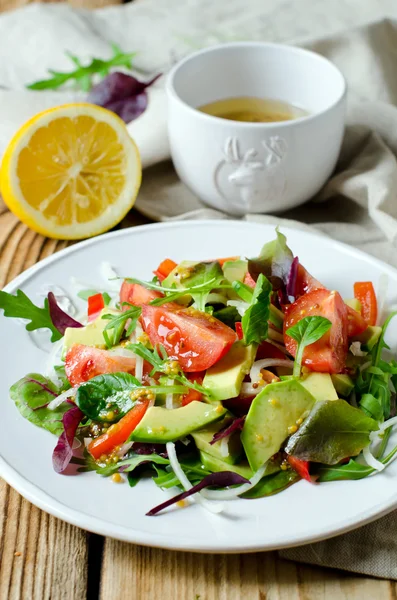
[1,220,397,553]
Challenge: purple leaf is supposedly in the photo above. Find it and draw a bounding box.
[47,292,82,336]
[286,256,299,299]
[87,72,161,123]
[146,471,249,516]
[52,405,84,473]
[25,377,57,398]
[132,442,168,457]
[210,416,245,445]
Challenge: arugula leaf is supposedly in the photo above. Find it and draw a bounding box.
[247,229,294,291]
[240,274,271,345]
[27,43,136,91]
[285,400,378,464]
[101,306,141,348]
[0,289,62,342]
[10,373,70,436]
[286,316,332,377]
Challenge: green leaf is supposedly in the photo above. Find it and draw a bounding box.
[76,289,110,304]
[286,316,332,377]
[247,228,293,290]
[285,400,378,464]
[213,306,240,328]
[10,373,70,436]
[232,280,254,304]
[317,437,397,481]
[101,306,141,348]
[53,364,72,392]
[75,373,141,422]
[0,289,61,342]
[26,42,136,91]
[359,393,384,421]
[242,469,299,499]
[241,273,271,345]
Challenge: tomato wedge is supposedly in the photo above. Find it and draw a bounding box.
[235,322,243,340]
[294,264,367,337]
[120,281,163,308]
[141,304,237,371]
[88,400,149,459]
[87,293,105,322]
[287,456,312,483]
[153,258,178,281]
[181,373,204,406]
[284,288,348,373]
[65,344,137,386]
[244,272,257,289]
[354,282,378,326]
[256,341,286,361]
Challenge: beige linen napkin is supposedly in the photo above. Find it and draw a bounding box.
[2,0,397,578]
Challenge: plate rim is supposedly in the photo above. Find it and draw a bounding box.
[2,219,397,553]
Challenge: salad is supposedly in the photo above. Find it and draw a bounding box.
[1,229,397,517]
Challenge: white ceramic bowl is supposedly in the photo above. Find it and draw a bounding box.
[166,42,347,215]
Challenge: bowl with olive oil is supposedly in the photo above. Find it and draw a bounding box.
[166,42,346,215]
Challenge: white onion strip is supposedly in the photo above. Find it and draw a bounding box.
[201,463,268,500]
[166,442,224,514]
[363,446,385,472]
[267,329,285,343]
[47,386,78,410]
[166,379,175,410]
[220,436,230,458]
[250,359,294,383]
[240,382,262,397]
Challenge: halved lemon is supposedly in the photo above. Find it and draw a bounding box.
[0,103,141,240]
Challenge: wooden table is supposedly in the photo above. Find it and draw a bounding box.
[1,200,397,599]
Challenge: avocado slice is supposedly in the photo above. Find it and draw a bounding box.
[192,413,243,464]
[241,379,316,472]
[353,325,382,351]
[300,372,338,401]
[161,260,197,289]
[62,308,119,357]
[222,260,247,284]
[203,342,256,401]
[345,298,362,313]
[199,451,254,478]
[130,401,226,443]
[331,374,354,397]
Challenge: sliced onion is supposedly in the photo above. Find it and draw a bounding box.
[166,379,175,410]
[267,329,285,343]
[166,442,224,514]
[201,463,268,500]
[359,360,372,372]
[240,382,262,397]
[206,293,228,305]
[117,441,133,457]
[109,347,137,359]
[378,416,397,433]
[377,274,389,326]
[363,445,385,471]
[220,436,230,458]
[350,342,367,357]
[227,300,249,317]
[47,386,77,410]
[84,437,92,448]
[250,358,294,383]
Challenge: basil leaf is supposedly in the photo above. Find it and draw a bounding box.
[286,400,378,464]
[10,373,71,436]
[247,229,293,290]
[241,274,271,345]
[286,315,332,377]
[242,469,299,499]
[75,372,142,422]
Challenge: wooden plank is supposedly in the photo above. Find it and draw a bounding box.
[100,540,395,600]
[0,0,123,14]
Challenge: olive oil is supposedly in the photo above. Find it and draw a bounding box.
[198,96,307,123]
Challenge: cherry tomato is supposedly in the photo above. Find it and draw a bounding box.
[141,305,237,372]
[87,293,105,322]
[88,400,149,460]
[120,281,163,308]
[65,344,137,386]
[153,258,178,281]
[354,282,378,326]
[284,288,348,373]
[287,456,312,483]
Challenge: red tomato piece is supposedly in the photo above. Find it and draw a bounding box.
[255,340,286,361]
[354,282,378,326]
[153,258,178,281]
[244,272,257,288]
[120,281,163,309]
[65,344,137,386]
[235,322,243,340]
[88,400,149,459]
[87,293,105,322]
[284,288,348,373]
[287,456,312,483]
[216,256,239,267]
[181,372,204,406]
[141,305,237,372]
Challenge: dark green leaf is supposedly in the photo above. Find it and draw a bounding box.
[359,393,384,421]
[10,373,70,436]
[286,316,332,377]
[286,400,378,464]
[75,373,141,422]
[102,306,141,348]
[0,289,61,342]
[248,229,293,290]
[242,469,299,499]
[213,306,240,328]
[241,273,271,345]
